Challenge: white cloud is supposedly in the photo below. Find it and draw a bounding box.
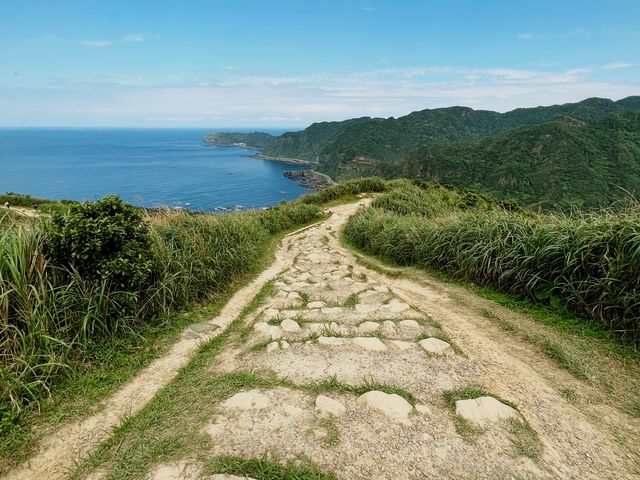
[81,40,114,47]
[602,62,633,70]
[363,6,376,11]
[122,33,144,43]
[1,64,638,127]
[516,28,592,41]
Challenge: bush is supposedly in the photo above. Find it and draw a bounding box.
[46,195,152,291]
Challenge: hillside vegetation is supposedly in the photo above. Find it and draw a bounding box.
[207,96,640,209]
[343,180,640,347]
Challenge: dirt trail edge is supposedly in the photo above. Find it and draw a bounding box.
[4,219,320,480]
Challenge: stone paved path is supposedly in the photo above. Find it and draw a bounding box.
[148,201,640,480]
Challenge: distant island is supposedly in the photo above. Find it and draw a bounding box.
[205,95,640,210]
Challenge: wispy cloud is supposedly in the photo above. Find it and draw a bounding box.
[363,6,376,11]
[122,33,144,43]
[602,62,633,70]
[516,28,592,41]
[2,64,637,127]
[81,40,114,48]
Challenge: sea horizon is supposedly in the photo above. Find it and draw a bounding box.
[0,127,310,211]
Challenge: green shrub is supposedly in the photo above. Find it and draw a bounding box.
[46,195,152,291]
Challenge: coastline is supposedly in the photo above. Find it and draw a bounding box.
[202,138,335,190]
[251,153,316,166]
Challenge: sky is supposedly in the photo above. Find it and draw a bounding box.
[0,0,639,128]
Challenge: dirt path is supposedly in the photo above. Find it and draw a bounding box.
[7,200,640,479]
[1,206,40,217]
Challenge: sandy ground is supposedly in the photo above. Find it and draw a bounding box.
[7,200,640,480]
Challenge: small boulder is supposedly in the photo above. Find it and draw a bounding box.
[418,338,454,356]
[455,396,521,426]
[398,319,420,329]
[358,321,380,333]
[352,337,387,351]
[357,391,413,420]
[307,301,326,309]
[266,341,279,352]
[280,319,301,333]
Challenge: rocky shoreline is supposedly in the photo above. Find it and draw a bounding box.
[251,153,316,166]
[283,169,335,190]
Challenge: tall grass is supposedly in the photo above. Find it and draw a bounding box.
[0,199,322,427]
[0,178,387,431]
[344,184,640,344]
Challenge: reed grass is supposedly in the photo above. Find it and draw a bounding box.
[344,184,640,344]
[0,199,322,431]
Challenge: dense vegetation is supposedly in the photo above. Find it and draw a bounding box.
[0,193,74,215]
[0,178,389,441]
[344,180,640,345]
[404,112,640,210]
[0,197,317,433]
[208,96,640,209]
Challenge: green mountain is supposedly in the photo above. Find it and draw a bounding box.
[401,112,640,210]
[310,96,640,178]
[205,96,640,209]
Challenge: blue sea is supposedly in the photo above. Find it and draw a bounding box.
[0,128,308,211]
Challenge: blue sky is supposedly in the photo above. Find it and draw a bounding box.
[1,0,639,127]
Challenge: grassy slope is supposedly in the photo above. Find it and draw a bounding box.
[343,180,640,344]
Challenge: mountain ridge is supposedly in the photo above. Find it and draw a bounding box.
[205,96,640,209]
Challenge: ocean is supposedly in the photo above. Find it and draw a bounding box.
[0,128,309,211]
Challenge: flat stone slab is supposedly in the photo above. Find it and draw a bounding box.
[262,308,280,320]
[280,319,301,333]
[254,322,283,340]
[189,322,220,333]
[352,337,387,351]
[455,396,521,426]
[221,390,270,410]
[418,338,454,356]
[315,395,346,416]
[357,391,413,420]
[358,321,380,333]
[318,336,347,346]
[398,320,420,329]
[307,301,326,309]
[384,302,411,313]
